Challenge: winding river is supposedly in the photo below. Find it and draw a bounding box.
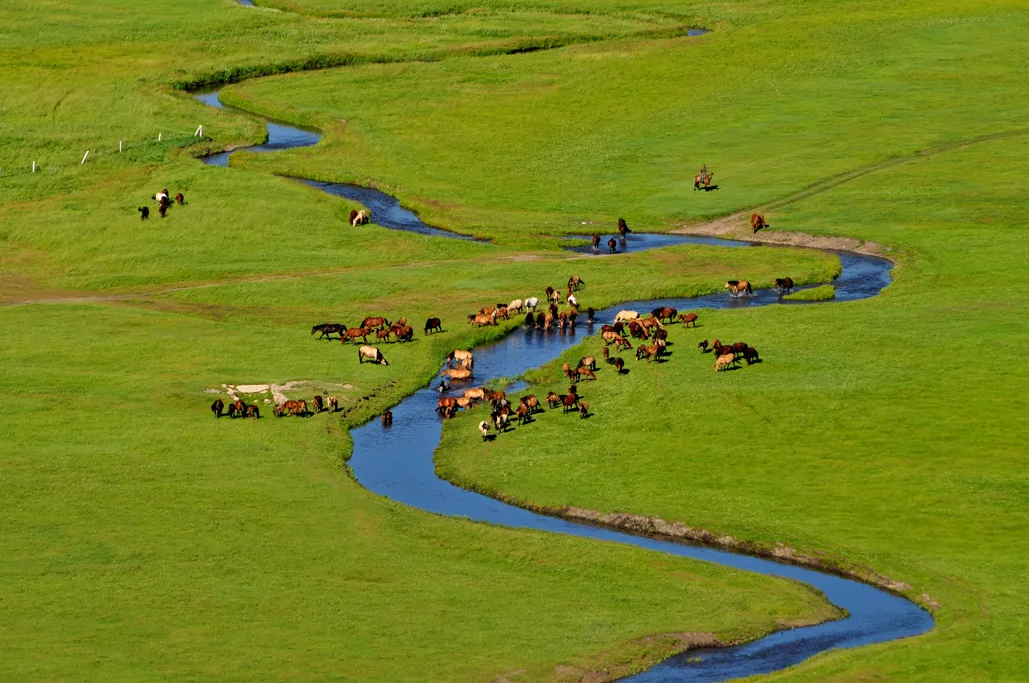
[197,89,933,681]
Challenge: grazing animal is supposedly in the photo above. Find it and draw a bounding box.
[568,275,584,291]
[273,404,286,418]
[478,421,490,441]
[376,328,393,343]
[524,312,535,327]
[607,238,617,254]
[577,355,597,371]
[495,306,509,321]
[614,310,639,323]
[579,401,589,419]
[508,299,523,313]
[575,366,596,381]
[715,353,738,372]
[729,341,749,357]
[639,317,663,335]
[602,330,631,350]
[515,404,530,425]
[441,366,473,381]
[568,383,578,397]
[567,294,578,309]
[535,312,547,328]
[328,396,338,412]
[525,297,539,311]
[561,393,579,413]
[351,209,370,226]
[628,320,648,339]
[617,218,632,236]
[472,313,495,327]
[586,307,595,325]
[312,323,347,340]
[437,397,458,413]
[312,395,324,413]
[744,347,761,365]
[381,411,393,426]
[174,192,185,206]
[725,280,753,296]
[546,392,561,409]
[493,410,510,432]
[635,344,662,363]
[485,391,506,403]
[592,234,601,249]
[602,346,610,361]
[424,317,442,335]
[447,349,474,369]
[612,357,625,374]
[158,198,169,218]
[479,304,497,317]
[295,400,309,417]
[246,404,260,419]
[358,345,388,365]
[361,316,389,330]
[563,362,575,380]
[751,213,768,233]
[341,327,371,344]
[211,399,224,418]
[521,394,540,413]
[138,206,150,220]
[544,313,554,330]
[698,339,710,353]
[456,397,473,410]
[653,328,668,342]
[393,325,414,343]
[545,286,555,300]
[678,312,699,328]
[694,172,714,190]
[550,289,562,305]
[651,306,677,323]
[229,399,246,418]
[775,277,795,294]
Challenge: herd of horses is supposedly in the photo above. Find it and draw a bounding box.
[138,188,185,220]
[210,394,341,419]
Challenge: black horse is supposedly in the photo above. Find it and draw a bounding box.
[311,323,347,340]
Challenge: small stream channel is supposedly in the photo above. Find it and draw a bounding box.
[196,89,933,682]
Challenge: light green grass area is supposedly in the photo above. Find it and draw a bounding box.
[3,0,1028,680]
[782,285,834,301]
[226,0,1028,238]
[439,136,1029,680]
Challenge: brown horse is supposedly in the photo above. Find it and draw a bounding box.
[635,344,662,363]
[744,347,761,365]
[211,399,224,418]
[694,172,714,190]
[376,328,393,343]
[521,394,540,413]
[651,306,677,323]
[751,213,768,233]
[617,218,631,236]
[312,395,324,413]
[341,327,371,344]
[775,277,795,294]
[441,366,473,381]
[678,312,699,328]
[561,393,579,413]
[592,234,601,249]
[725,280,753,297]
[312,323,347,339]
[577,355,597,370]
[607,238,617,254]
[437,397,458,413]
[328,396,338,412]
[546,392,561,409]
[627,320,648,339]
[361,316,389,330]
[579,401,589,419]
[138,206,150,220]
[392,325,414,343]
[612,357,625,374]
[447,349,474,369]
[562,362,575,380]
[472,313,495,327]
[294,400,309,417]
[158,195,170,217]
[715,353,738,372]
[698,339,709,353]
[568,274,585,291]
[574,366,596,381]
[175,192,185,206]
[381,411,393,426]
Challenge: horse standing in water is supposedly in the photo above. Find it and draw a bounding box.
[607,238,617,254]
[617,218,632,236]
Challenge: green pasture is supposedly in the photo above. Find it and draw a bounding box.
[439,136,1029,680]
[3,0,1028,680]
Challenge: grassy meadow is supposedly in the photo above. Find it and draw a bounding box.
[3,0,1028,680]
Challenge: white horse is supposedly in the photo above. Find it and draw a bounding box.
[478,421,490,441]
[525,297,539,311]
[508,299,523,313]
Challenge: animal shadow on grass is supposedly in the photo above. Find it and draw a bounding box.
[484,434,497,442]
[700,185,719,192]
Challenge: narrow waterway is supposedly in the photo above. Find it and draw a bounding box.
[196,89,933,682]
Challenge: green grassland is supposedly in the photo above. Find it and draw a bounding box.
[3,0,1028,680]
[782,285,834,301]
[438,134,1029,680]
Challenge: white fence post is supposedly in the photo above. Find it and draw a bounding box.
[32,161,37,173]
[81,151,90,165]
[119,140,123,153]
[158,133,162,141]
[195,125,203,137]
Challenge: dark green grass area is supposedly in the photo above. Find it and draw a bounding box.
[438,137,1029,681]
